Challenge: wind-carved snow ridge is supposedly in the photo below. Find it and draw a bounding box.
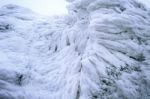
[0,0,150,99]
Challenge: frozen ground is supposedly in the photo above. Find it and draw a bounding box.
[0,0,150,99]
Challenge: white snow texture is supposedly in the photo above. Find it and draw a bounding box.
[0,0,150,99]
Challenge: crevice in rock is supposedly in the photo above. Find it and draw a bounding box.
[76,59,83,99]
[76,84,81,99]
[129,53,145,62]
[0,24,12,32]
[16,74,23,86]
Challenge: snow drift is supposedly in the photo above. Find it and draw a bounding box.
[0,0,150,99]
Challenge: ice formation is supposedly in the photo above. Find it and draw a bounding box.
[0,0,150,99]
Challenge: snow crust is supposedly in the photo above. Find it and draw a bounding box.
[0,0,150,99]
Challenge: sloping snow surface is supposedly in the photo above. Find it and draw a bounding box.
[0,0,150,99]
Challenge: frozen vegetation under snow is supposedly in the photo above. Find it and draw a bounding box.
[0,0,150,99]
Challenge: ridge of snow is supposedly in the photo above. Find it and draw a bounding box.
[0,0,150,99]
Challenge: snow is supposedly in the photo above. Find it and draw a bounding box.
[0,0,150,99]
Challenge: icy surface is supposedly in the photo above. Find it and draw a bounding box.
[0,0,150,99]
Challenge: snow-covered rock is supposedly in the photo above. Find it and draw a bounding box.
[0,0,150,99]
